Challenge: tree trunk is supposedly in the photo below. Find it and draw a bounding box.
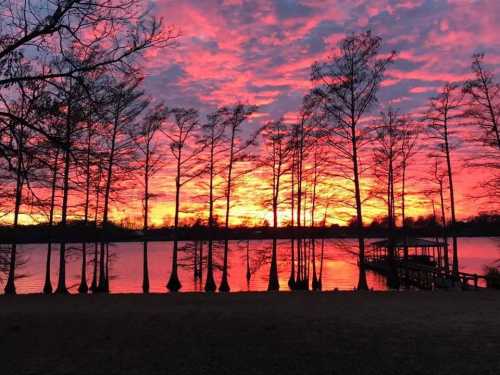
[443,119,459,277]
[143,149,150,294]
[204,140,216,292]
[55,144,71,294]
[352,128,368,291]
[98,115,119,293]
[43,149,59,294]
[4,129,25,295]
[142,240,150,293]
[219,125,236,293]
[267,238,279,291]
[439,181,450,274]
[288,153,296,290]
[167,149,182,292]
[78,128,93,294]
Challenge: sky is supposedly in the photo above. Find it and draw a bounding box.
[101,0,498,227]
[6,0,499,227]
[144,0,500,116]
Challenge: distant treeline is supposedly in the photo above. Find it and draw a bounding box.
[1,214,498,244]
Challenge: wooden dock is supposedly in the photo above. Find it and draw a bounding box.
[365,238,487,290]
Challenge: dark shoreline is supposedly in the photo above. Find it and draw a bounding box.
[1,291,500,374]
[1,222,499,245]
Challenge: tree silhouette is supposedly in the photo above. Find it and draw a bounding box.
[217,103,258,292]
[463,53,500,206]
[426,82,463,277]
[261,119,291,291]
[372,108,409,288]
[463,54,500,149]
[2,83,39,294]
[134,103,168,293]
[42,146,60,294]
[200,109,227,292]
[311,31,396,290]
[164,108,204,292]
[97,76,148,293]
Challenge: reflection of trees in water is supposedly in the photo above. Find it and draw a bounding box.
[248,241,272,276]
[494,238,500,268]
[178,240,225,289]
[332,239,403,290]
[103,243,119,291]
[0,244,29,284]
[60,242,119,293]
[333,239,362,265]
[0,245,9,280]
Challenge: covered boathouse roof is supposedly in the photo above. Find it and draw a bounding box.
[370,238,446,248]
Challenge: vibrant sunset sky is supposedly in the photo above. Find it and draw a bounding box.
[10,0,499,228]
[101,0,496,227]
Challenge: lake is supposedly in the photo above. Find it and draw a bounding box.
[3,237,499,294]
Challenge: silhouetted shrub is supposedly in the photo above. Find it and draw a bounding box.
[484,266,500,289]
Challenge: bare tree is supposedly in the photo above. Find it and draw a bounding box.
[2,109,28,295]
[54,75,88,294]
[164,108,204,292]
[134,103,168,293]
[42,146,60,294]
[0,1,177,86]
[287,96,321,290]
[200,109,226,292]
[2,78,46,294]
[372,108,408,288]
[217,103,258,292]
[311,31,396,290]
[261,119,291,291]
[426,82,463,277]
[463,53,500,149]
[399,116,419,228]
[432,158,450,273]
[97,76,148,293]
[76,74,107,294]
[463,53,500,206]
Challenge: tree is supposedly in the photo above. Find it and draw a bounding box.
[164,108,204,292]
[54,74,88,294]
[90,156,105,292]
[463,54,500,206]
[42,145,60,294]
[426,82,463,277]
[217,103,258,292]
[399,116,419,230]
[200,109,227,292]
[2,78,46,294]
[134,103,168,293]
[261,119,291,291]
[431,159,450,273]
[463,54,500,150]
[77,73,106,294]
[97,76,148,292]
[290,99,312,289]
[0,1,176,87]
[372,108,407,288]
[311,31,396,290]
[2,104,29,294]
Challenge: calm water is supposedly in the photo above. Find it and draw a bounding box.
[3,237,499,294]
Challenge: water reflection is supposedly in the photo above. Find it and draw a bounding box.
[3,237,499,294]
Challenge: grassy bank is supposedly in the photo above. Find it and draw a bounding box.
[1,292,499,374]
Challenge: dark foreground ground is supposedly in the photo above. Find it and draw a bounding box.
[1,292,500,375]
